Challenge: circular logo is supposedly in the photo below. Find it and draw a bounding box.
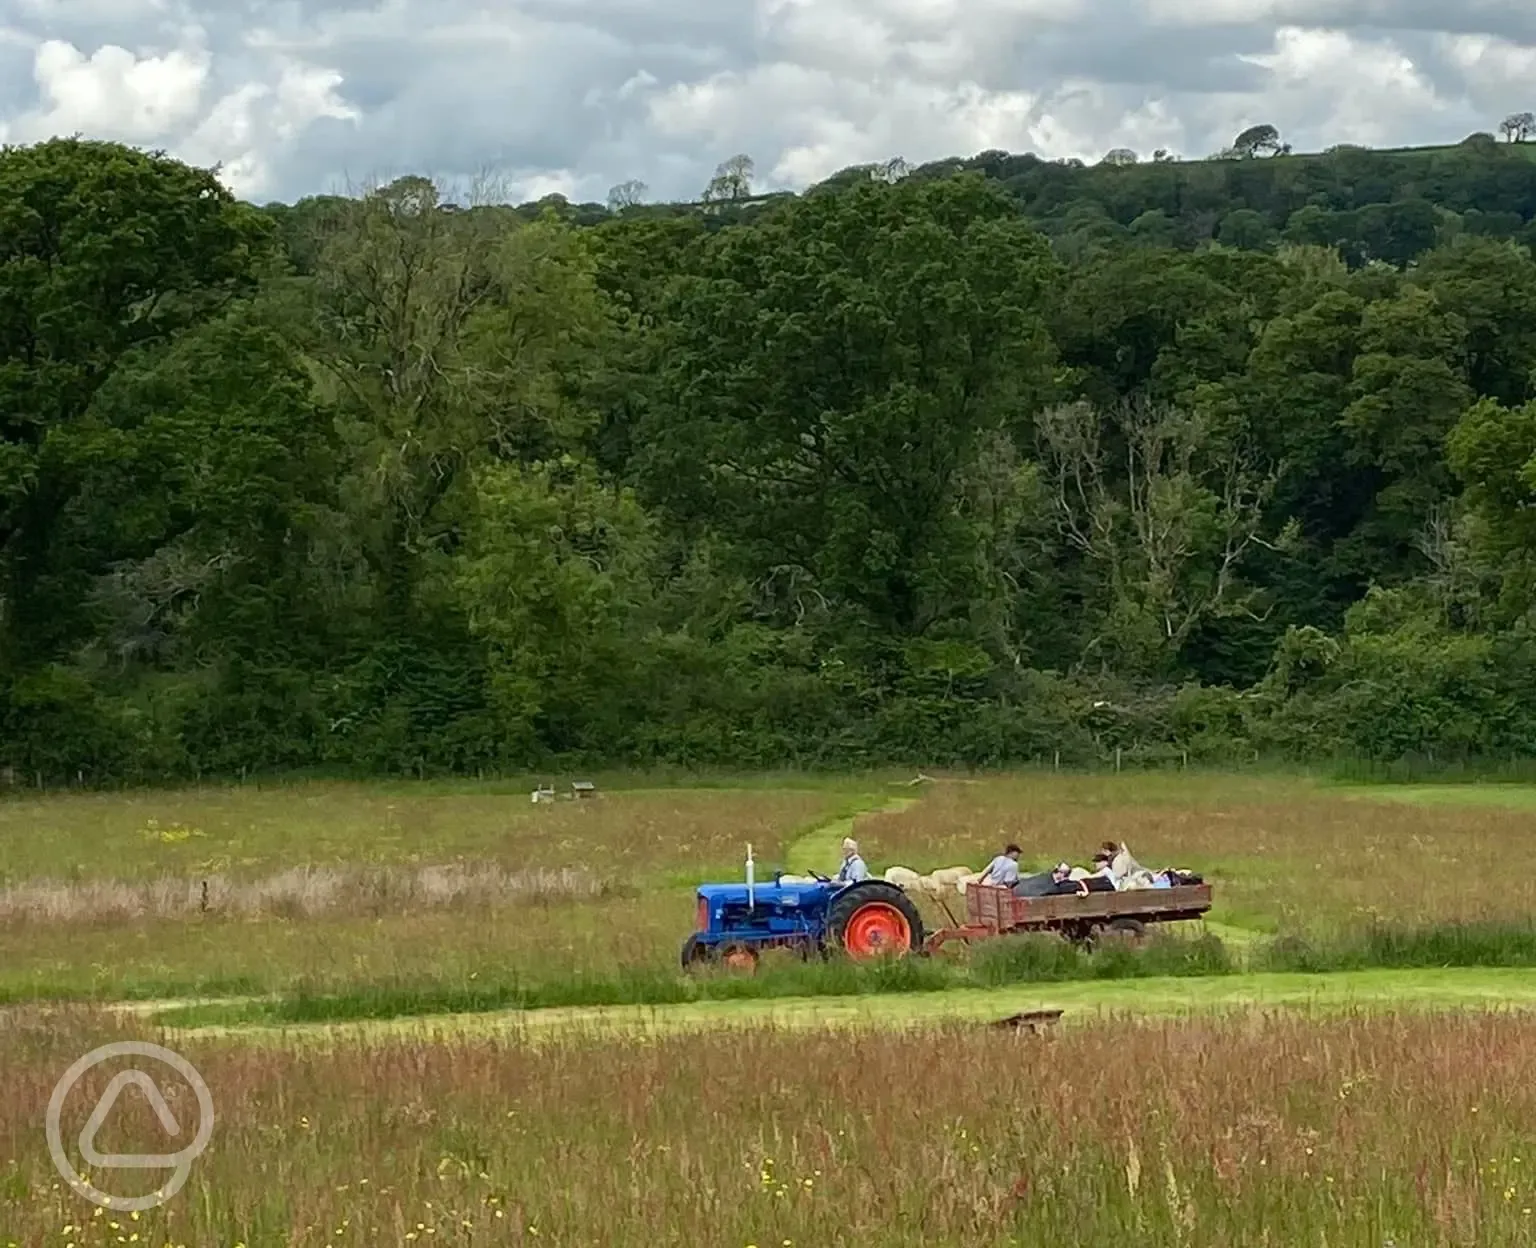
[45,1040,214,1212]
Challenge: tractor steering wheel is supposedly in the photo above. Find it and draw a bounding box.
[812,871,832,883]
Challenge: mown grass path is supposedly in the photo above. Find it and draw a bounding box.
[782,793,917,873]
[155,965,1536,1046]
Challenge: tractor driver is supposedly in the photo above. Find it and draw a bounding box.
[835,837,870,884]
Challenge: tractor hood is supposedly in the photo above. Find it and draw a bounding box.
[696,880,840,907]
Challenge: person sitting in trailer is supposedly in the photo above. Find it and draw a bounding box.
[1097,840,1203,889]
[1077,850,1120,892]
[835,837,870,884]
[981,843,1023,888]
[1013,860,1079,897]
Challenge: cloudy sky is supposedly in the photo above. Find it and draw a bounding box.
[1,1,1534,206]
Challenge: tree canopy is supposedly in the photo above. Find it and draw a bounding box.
[5,131,1536,780]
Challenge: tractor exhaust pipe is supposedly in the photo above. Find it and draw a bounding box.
[746,842,755,911]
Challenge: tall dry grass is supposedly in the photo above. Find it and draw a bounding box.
[0,863,613,927]
[4,1006,1536,1245]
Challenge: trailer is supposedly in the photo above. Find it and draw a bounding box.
[681,867,1211,971]
[923,880,1213,952]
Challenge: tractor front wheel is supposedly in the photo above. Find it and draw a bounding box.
[680,934,760,974]
[718,942,760,973]
[680,934,709,970]
[826,883,925,961]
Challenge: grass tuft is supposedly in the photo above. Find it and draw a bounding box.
[1260,919,1536,973]
[970,929,1236,984]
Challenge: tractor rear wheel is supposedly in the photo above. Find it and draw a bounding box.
[826,883,925,960]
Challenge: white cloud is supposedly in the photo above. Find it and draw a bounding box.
[0,0,1532,202]
[1438,32,1536,83]
[12,0,172,19]
[1227,25,1452,148]
[16,38,210,141]
[0,12,360,198]
[179,62,359,197]
[512,169,582,201]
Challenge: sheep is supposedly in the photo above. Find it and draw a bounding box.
[883,865,923,889]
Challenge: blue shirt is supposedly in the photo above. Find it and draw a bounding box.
[837,854,869,883]
[983,854,1021,886]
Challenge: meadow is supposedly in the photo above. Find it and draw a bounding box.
[0,777,874,1001]
[5,1003,1536,1246]
[9,769,1536,1245]
[7,769,1536,1013]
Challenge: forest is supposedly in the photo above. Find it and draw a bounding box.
[4,129,1536,782]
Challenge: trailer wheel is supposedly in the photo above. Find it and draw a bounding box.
[1062,920,1097,951]
[826,883,925,960]
[1106,917,1148,946]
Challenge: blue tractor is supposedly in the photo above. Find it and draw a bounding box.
[680,865,927,972]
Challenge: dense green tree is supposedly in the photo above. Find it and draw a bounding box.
[453,457,660,756]
[1336,284,1472,577]
[582,215,706,479]
[1034,393,1282,676]
[8,134,1536,779]
[1412,238,1536,406]
[635,174,1063,643]
[1447,395,1536,617]
[0,138,273,678]
[287,176,609,609]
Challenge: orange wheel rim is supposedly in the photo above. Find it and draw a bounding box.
[722,947,757,970]
[844,902,911,958]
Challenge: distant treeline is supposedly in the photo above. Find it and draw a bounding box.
[3,133,1536,782]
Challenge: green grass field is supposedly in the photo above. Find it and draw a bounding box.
[8,769,1536,1008]
[10,769,1536,1244]
[135,965,1536,1048]
[0,778,883,1001]
[1337,782,1536,809]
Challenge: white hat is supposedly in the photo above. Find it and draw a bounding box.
[842,837,858,853]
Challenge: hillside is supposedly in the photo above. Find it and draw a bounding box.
[4,133,1536,782]
[902,135,1536,263]
[266,132,1536,267]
